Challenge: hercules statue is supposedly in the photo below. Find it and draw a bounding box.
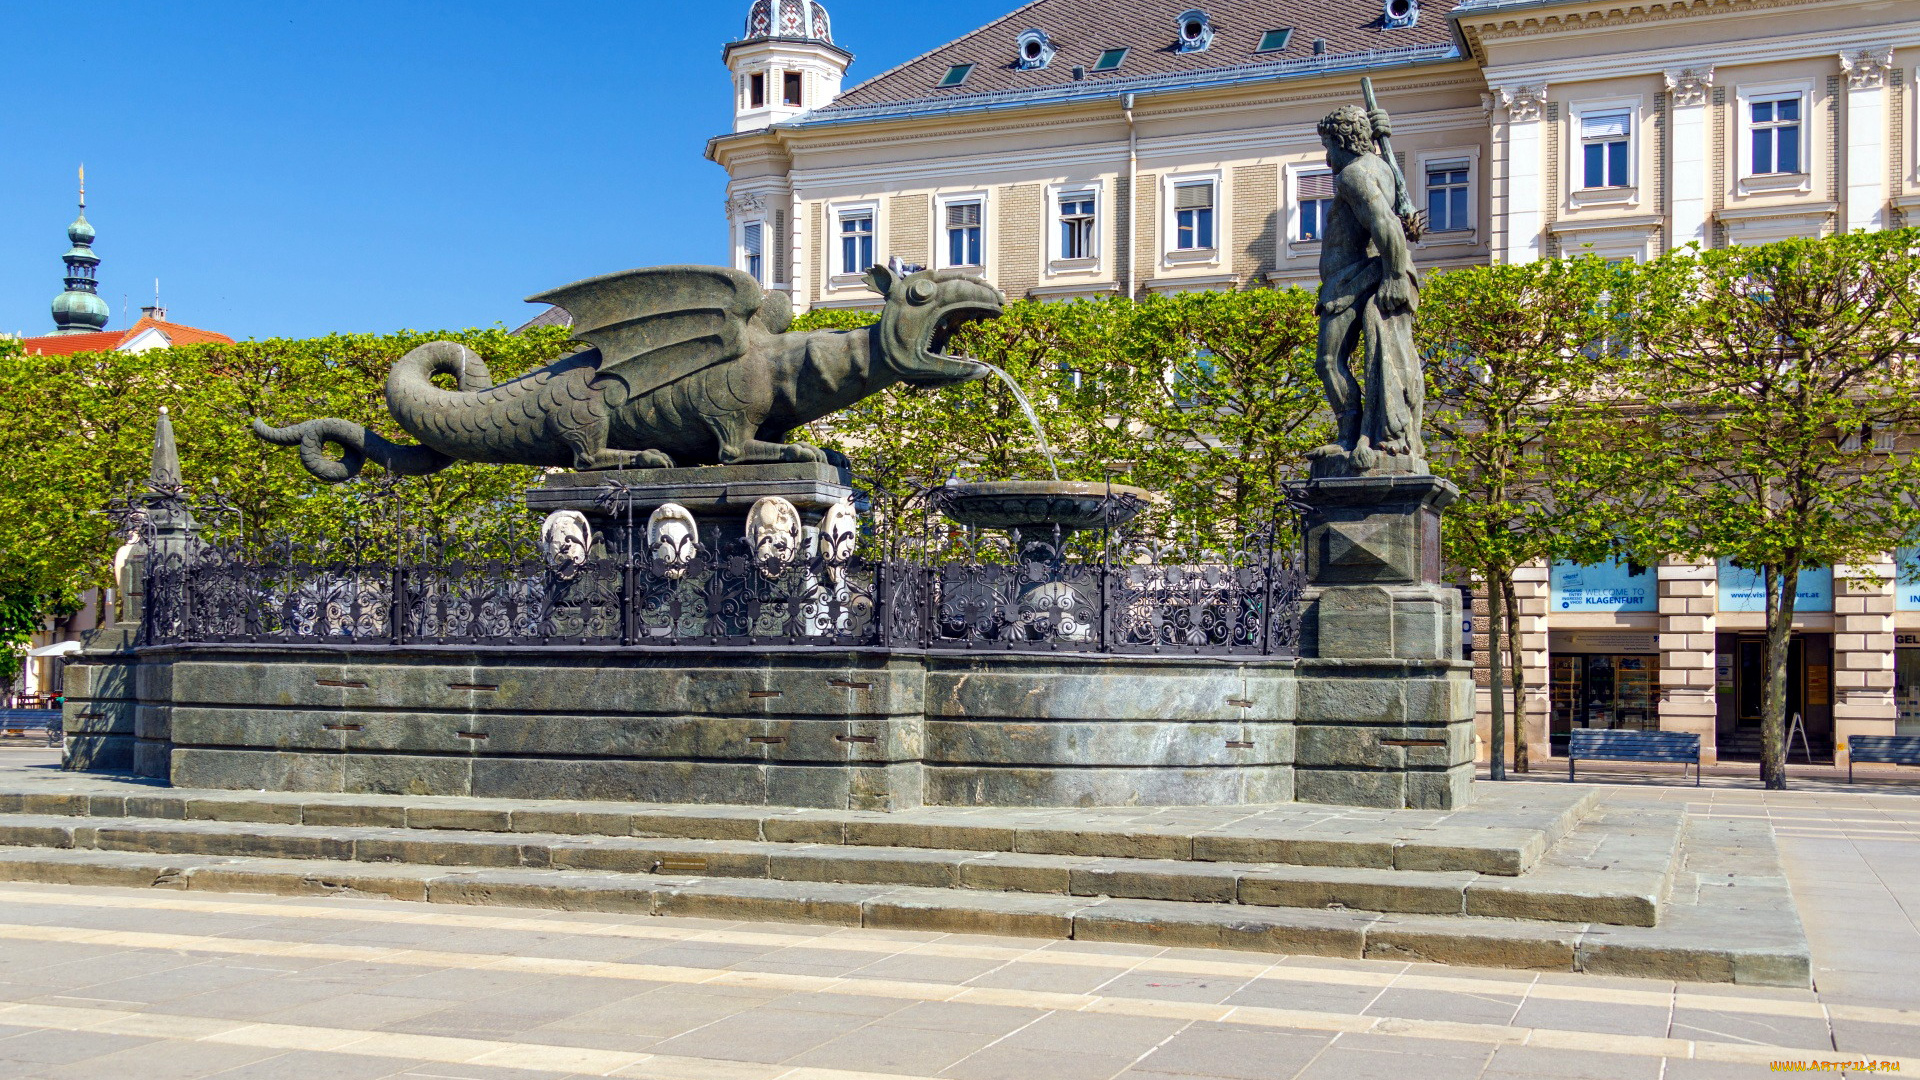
[1307,95,1427,479]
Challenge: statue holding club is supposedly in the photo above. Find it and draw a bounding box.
[1307,78,1428,479]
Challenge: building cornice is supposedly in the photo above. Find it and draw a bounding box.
[1453,0,1861,64]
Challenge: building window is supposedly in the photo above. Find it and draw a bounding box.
[945,201,983,267]
[938,64,973,88]
[1425,160,1469,232]
[749,72,766,109]
[1093,48,1127,72]
[1581,110,1631,189]
[1173,181,1215,250]
[839,211,874,275]
[1749,94,1802,175]
[782,71,803,107]
[742,222,764,283]
[1058,193,1096,260]
[1297,170,1334,241]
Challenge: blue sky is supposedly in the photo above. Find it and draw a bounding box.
[0,1,1009,341]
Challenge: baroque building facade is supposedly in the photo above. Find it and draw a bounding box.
[707,0,1920,767]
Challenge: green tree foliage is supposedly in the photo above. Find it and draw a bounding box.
[1625,230,1920,789]
[1419,255,1639,775]
[794,289,1328,551]
[0,327,579,640]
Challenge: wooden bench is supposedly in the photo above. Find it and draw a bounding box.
[1845,735,1920,782]
[1567,728,1701,785]
[0,709,62,747]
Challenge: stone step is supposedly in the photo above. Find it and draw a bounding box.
[0,775,1598,876]
[0,805,1673,925]
[0,844,1807,986]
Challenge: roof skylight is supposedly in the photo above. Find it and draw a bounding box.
[1093,48,1128,72]
[938,63,974,87]
[1256,28,1293,52]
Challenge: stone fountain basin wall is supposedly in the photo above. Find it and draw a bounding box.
[63,645,1476,811]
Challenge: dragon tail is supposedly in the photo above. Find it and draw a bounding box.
[250,417,454,482]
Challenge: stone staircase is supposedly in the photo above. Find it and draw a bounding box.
[0,770,1811,986]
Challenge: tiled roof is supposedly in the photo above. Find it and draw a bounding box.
[18,316,235,356]
[817,0,1460,115]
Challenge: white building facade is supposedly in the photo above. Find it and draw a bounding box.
[708,0,1920,766]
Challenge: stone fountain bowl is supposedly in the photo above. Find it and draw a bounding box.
[934,480,1155,534]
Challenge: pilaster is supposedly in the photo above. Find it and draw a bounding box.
[1511,560,1553,762]
[1841,47,1895,233]
[1658,557,1720,763]
[1496,85,1548,265]
[1834,557,1899,767]
[1665,67,1715,249]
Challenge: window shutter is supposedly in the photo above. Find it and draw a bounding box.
[743,223,762,256]
[1297,171,1335,200]
[946,202,982,228]
[1583,112,1630,138]
[1174,182,1214,210]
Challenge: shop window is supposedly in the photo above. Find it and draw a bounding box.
[1550,559,1656,612]
[1898,546,1920,611]
[1899,640,1920,736]
[1551,652,1661,754]
[1717,558,1832,613]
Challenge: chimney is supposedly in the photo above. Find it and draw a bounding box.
[140,305,167,322]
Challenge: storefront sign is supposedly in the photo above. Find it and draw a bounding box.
[1717,559,1833,613]
[1900,634,1920,647]
[1551,560,1656,612]
[1899,547,1920,612]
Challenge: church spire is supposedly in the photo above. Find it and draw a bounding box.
[50,165,110,335]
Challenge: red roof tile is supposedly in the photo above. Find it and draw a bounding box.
[18,316,235,357]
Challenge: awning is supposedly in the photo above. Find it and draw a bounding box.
[27,640,83,657]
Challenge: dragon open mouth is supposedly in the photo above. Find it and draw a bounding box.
[924,303,1001,361]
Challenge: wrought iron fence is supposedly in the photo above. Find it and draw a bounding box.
[134,483,1305,657]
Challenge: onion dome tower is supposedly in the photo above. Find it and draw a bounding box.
[725,0,851,132]
[50,166,110,335]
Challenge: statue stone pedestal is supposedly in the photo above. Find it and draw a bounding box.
[1294,475,1476,809]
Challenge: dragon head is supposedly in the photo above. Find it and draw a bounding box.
[864,263,1002,386]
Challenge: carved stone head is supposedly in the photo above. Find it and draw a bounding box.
[818,499,859,582]
[646,503,699,580]
[1317,103,1374,156]
[538,510,592,580]
[746,496,802,579]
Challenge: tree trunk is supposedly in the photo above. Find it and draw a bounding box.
[1502,575,1529,773]
[1486,567,1507,782]
[1760,563,1799,791]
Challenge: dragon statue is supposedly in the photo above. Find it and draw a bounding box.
[253,263,1003,480]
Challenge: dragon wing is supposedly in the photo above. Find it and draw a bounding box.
[526,266,787,406]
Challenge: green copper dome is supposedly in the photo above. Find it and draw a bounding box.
[51,287,110,331]
[49,171,109,335]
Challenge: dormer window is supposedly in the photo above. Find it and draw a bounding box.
[938,63,973,88]
[1016,29,1054,71]
[1256,29,1292,53]
[1093,48,1128,72]
[1383,0,1419,29]
[1176,9,1213,53]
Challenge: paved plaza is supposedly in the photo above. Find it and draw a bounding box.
[0,745,1918,1078]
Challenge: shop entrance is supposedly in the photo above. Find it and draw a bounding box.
[1549,651,1660,756]
[1719,633,1833,761]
